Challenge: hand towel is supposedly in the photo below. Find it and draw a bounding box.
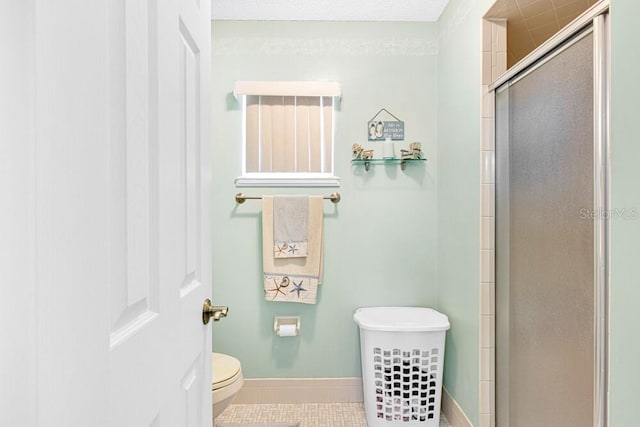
[273,196,308,258]
[262,196,323,304]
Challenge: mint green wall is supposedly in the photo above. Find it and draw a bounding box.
[436,0,493,424]
[609,1,640,424]
[212,6,640,422]
[211,21,439,378]
[434,0,640,424]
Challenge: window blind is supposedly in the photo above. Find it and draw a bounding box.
[244,95,333,174]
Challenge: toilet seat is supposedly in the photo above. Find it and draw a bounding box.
[212,352,242,390]
[212,353,244,419]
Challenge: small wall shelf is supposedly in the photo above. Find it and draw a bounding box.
[351,158,426,171]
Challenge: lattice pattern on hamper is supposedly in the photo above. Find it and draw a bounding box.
[373,347,440,422]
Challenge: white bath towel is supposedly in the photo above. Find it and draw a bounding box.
[273,196,308,258]
[262,196,323,304]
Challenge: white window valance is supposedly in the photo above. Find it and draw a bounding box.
[234,81,341,98]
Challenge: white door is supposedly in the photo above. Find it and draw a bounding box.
[0,0,212,426]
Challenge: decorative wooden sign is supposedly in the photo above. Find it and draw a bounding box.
[367,108,405,141]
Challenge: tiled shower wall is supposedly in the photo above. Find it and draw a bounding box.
[479,18,506,427]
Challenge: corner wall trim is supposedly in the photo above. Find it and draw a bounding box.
[441,387,473,427]
[234,378,364,404]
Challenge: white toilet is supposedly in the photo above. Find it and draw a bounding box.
[212,352,244,419]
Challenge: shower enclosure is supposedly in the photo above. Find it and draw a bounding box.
[491,4,609,426]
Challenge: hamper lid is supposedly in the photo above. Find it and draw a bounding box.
[353,307,450,332]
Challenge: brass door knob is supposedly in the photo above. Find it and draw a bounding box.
[202,299,229,325]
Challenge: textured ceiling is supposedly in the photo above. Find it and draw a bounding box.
[211,0,450,22]
[485,0,597,67]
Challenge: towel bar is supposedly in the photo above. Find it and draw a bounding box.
[235,192,341,204]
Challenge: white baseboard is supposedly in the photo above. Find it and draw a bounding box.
[441,387,473,427]
[234,378,364,404]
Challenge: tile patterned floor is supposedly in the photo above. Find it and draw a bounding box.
[215,403,451,427]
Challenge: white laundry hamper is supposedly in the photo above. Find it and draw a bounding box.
[354,307,450,427]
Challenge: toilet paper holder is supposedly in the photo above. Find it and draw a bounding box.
[274,316,300,336]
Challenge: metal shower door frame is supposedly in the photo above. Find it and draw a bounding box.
[489,2,610,426]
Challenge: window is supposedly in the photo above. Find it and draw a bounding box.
[234,81,341,187]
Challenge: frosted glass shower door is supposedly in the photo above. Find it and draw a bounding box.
[495,30,596,426]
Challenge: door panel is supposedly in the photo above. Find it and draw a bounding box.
[496,30,595,426]
[19,0,212,425]
[160,0,212,426]
[178,15,203,299]
[180,355,205,427]
[107,0,160,349]
[0,1,37,425]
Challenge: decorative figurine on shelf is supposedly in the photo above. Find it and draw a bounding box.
[352,143,374,160]
[400,142,423,160]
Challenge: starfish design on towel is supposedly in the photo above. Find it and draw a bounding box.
[275,244,287,256]
[267,276,290,300]
[289,280,307,298]
[287,244,298,255]
[279,276,291,287]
